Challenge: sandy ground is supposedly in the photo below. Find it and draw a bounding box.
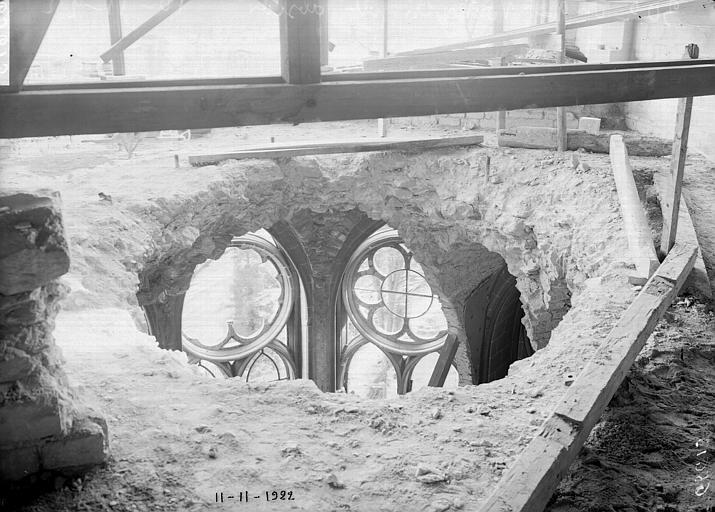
[3,300,713,512]
[1,121,714,511]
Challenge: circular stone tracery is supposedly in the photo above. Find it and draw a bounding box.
[343,229,448,356]
[380,269,434,318]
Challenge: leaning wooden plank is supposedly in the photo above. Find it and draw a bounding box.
[100,0,191,63]
[661,44,698,257]
[3,63,715,138]
[8,0,60,91]
[362,44,528,71]
[660,99,694,256]
[480,243,697,512]
[428,335,459,388]
[653,172,712,298]
[498,127,673,156]
[610,135,660,285]
[397,0,698,56]
[188,135,483,166]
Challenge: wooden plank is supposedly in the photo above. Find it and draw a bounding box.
[498,127,673,156]
[188,135,483,166]
[660,45,698,256]
[363,44,528,72]
[480,243,698,512]
[106,0,125,76]
[555,0,567,153]
[279,0,322,84]
[609,135,660,285]
[653,172,712,298]
[2,63,715,138]
[428,335,459,388]
[100,0,190,64]
[397,0,699,56]
[8,0,60,91]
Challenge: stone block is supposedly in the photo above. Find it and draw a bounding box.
[0,192,70,296]
[41,418,107,472]
[578,116,602,135]
[437,116,462,127]
[0,445,40,481]
[0,347,38,383]
[0,395,69,444]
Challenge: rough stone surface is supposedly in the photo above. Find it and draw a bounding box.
[0,192,70,296]
[116,148,632,375]
[0,191,107,483]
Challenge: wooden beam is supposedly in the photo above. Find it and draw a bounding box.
[555,0,567,152]
[16,58,715,91]
[188,135,483,166]
[480,242,698,512]
[660,45,698,257]
[8,0,60,91]
[100,0,190,64]
[428,334,459,388]
[397,0,699,56]
[653,172,712,298]
[498,127,673,156]
[2,62,715,138]
[279,0,321,84]
[609,135,660,284]
[105,0,125,76]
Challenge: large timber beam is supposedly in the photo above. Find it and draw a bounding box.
[100,0,190,64]
[480,242,698,512]
[8,0,60,91]
[2,62,715,138]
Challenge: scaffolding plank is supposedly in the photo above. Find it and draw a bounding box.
[609,134,660,284]
[187,135,483,166]
[480,242,697,512]
[363,44,528,72]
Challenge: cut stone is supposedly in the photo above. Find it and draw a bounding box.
[0,192,70,296]
[578,116,602,135]
[41,417,107,472]
[0,445,40,481]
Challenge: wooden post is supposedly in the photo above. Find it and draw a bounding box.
[609,135,660,284]
[660,43,698,257]
[106,0,125,76]
[428,335,459,387]
[377,0,389,137]
[555,0,567,152]
[279,0,322,84]
[492,58,507,134]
